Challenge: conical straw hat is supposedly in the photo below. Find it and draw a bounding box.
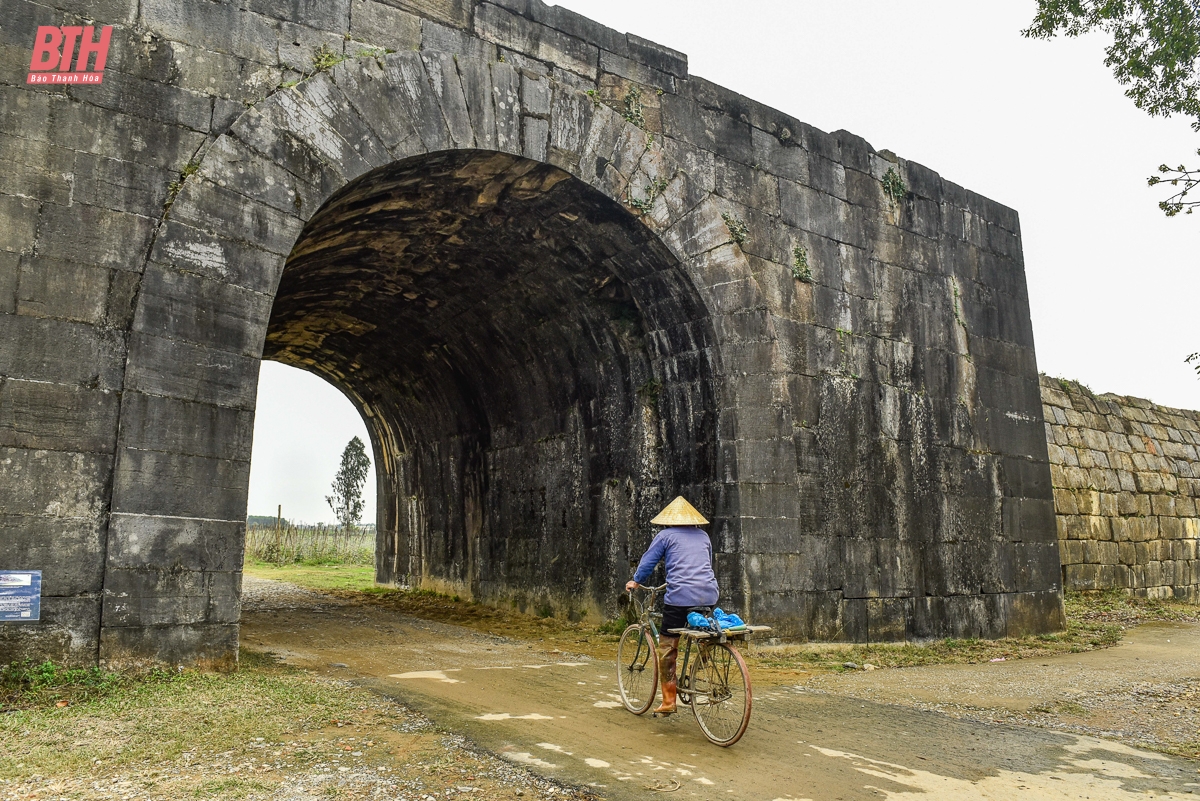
[651,496,709,526]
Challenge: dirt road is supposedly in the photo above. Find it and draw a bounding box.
[241,578,1198,800]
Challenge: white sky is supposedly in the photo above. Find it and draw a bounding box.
[248,1,1199,523]
[247,362,376,524]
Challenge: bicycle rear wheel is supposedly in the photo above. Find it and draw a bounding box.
[688,642,751,746]
[616,624,659,714]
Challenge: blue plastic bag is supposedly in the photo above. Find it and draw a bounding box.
[714,607,745,628]
[686,607,746,631]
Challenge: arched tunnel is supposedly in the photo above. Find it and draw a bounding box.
[262,150,725,619]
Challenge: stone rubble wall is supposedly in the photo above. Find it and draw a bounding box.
[1042,376,1200,601]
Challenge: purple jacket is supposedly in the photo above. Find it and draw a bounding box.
[632,526,719,607]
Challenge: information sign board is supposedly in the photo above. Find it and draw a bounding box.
[0,571,42,622]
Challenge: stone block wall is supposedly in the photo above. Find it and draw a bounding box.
[1,0,1060,666]
[1042,376,1200,601]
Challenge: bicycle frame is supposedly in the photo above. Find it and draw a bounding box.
[626,584,709,700]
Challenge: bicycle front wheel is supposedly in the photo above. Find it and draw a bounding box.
[689,642,751,746]
[616,624,659,714]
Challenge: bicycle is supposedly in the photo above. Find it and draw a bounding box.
[615,583,770,746]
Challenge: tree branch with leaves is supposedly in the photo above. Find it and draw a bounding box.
[1024,0,1200,214]
[1149,155,1200,213]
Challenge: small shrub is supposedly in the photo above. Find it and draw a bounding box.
[792,246,812,282]
[311,43,346,73]
[721,212,749,246]
[622,85,645,128]
[627,176,668,213]
[882,166,906,205]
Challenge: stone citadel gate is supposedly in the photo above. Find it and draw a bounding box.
[1,0,1063,667]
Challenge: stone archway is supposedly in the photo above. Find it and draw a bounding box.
[98,50,765,665]
[266,149,722,618]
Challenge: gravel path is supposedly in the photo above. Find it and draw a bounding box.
[240,577,1199,800]
[797,620,1200,759]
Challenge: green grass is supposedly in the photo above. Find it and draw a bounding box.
[1,659,140,709]
[0,651,545,800]
[244,561,377,592]
[0,651,371,782]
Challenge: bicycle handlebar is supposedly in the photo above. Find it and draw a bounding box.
[628,583,668,592]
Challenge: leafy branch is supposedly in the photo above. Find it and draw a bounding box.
[1024,1,1200,125]
[1148,152,1200,214]
[1024,1,1200,217]
[792,246,812,282]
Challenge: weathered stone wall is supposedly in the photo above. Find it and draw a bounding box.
[1042,376,1200,601]
[1,0,1060,667]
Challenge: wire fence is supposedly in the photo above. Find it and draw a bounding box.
[244,524,375,566]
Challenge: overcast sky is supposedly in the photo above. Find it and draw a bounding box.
[248,0,1199,524]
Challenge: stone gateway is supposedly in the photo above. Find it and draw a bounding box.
[0,0,1062,668]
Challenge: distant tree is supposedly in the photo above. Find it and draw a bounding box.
[326,436,371,531]
[1024,0,1200,215]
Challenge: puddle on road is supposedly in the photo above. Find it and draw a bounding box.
[388,670,461,683]
[810,737,1192,800]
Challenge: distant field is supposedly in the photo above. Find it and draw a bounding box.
[244,524,374,566]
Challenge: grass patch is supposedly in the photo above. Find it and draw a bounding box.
[1,652,568,800]
[331,588,617,651]
[1067,587,1200,626]
[244,561,377,593]
[0,651,379,784]
[748,591,1197,674]
[1,659,149,710]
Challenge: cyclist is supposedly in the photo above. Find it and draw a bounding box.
[624,496,718,715]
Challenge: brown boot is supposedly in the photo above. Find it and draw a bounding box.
[654,636,679,715]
